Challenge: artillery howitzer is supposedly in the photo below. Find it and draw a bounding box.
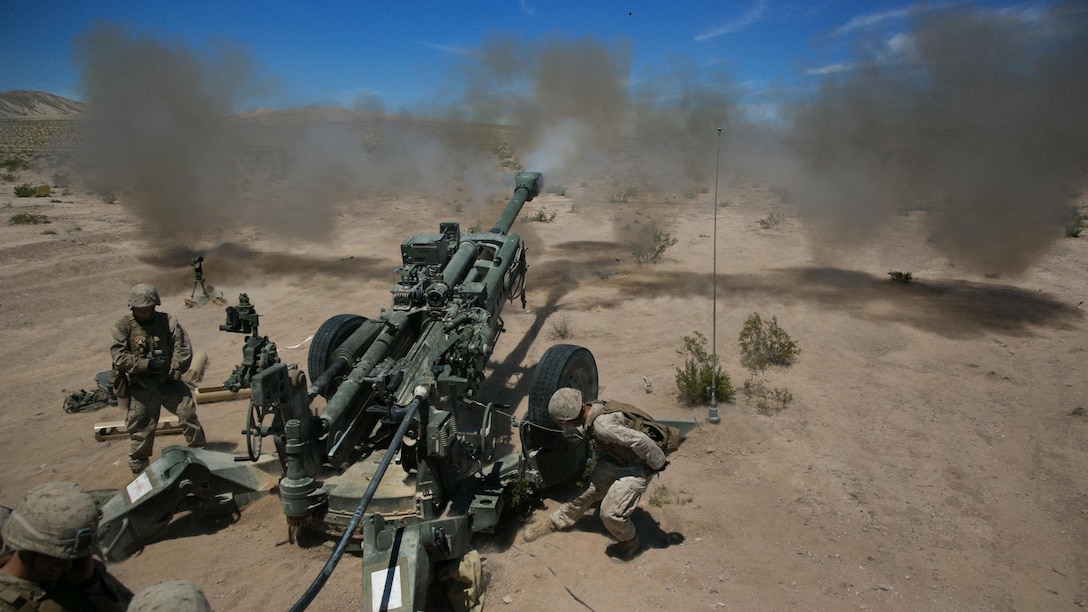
[94,172,605,610]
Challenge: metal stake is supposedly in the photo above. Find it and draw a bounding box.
[708,127,722,424]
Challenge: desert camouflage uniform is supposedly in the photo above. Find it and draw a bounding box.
[110,311,205,473]
[0,482,131,611]
[547,402,667,543]
[0,561,129,612]
[0,570,50,611]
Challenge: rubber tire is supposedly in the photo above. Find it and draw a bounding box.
[307,314,366,399]
[525,344,598,452]
[246,401,263,461]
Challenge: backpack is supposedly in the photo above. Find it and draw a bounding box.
[586,401,681,461]
[62,371,117,413]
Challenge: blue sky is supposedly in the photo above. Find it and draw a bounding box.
[0,0,1051,116]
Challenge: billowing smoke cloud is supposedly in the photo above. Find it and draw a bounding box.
[72,22,501,248]
[442,35,637,185]
[782,4,1088,274]
[73,22,265,239]
[70,6,1088,275]
[444,6,1088,276]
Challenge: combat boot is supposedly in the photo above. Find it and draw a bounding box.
[606,535,641,562]
[129,458,149,476]
[522,520,556,542]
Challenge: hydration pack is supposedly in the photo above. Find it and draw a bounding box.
[586,400,681,461]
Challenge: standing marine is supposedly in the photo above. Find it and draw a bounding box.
[0,481,133,611]
[110,284,205,475]
[522,388,672,561]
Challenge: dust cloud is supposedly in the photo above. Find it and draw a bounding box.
[71,22,501,249]
[443,7,1088,275]
[781,3,1088,274]
[73,22,261,240]
[70,5,1088,275]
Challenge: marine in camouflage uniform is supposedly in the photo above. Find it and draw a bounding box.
[522,388,668,561]
[110,284,205,475]
[0,482,132,611]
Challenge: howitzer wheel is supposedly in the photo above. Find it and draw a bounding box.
[245,401,263,461]
[524,344,598,451]
[308,314,367,399]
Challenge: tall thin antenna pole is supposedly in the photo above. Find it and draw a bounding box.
[707,127,722,424]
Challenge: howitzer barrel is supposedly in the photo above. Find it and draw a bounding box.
[489,172,542,235]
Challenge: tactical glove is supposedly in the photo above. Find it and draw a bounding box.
[653,460,670,473]
[147,357,168,373]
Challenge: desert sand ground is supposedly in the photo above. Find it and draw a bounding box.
[1,134,1086,611]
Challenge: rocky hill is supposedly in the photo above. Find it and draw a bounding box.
[0,90,84,119]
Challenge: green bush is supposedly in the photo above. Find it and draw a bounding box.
[738,313,798,414]
[1,157,30,172]
[758,213,784,229]
[528,208,556,223]
[742,375,795,415]
[9,212,50,225]
[13,183,50,198]
[739,313,799,371]
[549,315,573,340]
[609,185,639,203]
[627,217,679,263]
[888,270,913,283]
[675,331,735,404]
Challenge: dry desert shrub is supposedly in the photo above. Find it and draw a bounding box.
[8,212,50,225]
[622,216,678,263]
[674,331,734,404]
[738,313,799,414]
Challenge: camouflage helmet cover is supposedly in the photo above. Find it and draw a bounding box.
[1,482,99,559]
[128,579,213,612]
[128,283,161,308]
[548,387,585,423]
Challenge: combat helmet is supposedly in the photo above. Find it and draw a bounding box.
[128,579,213,612]
[1,482,99,559]
[128,283,161,308]
[548,387,585,423]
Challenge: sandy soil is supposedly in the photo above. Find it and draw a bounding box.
[1,153,1086,612]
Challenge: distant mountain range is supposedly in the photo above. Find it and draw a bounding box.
[0,91,84,119]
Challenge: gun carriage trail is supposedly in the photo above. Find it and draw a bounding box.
[0,111,1086,611]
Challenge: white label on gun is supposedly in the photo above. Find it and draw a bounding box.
[126,472,154,503]
[370,566,402,609]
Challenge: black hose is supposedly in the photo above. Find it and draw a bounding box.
[289,393,422,611]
